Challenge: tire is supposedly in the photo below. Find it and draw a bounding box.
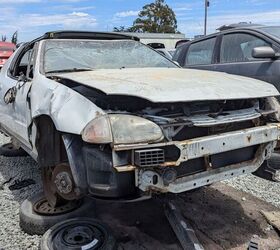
[268,153,280,169]
[20,192,96,235]
[0,142,27,157]
[40,218,117,250]
[254,153,280,181]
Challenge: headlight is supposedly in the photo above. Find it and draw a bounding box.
[82,115,113,144]
[82,114,164,144]
[109,114,164,144]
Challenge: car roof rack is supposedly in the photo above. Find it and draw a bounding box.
[28,30,140,45]
[217,22,264,31]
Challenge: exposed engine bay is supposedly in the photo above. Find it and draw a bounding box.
[54,78,277,142]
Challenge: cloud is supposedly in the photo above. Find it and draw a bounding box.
[0,0,41,2]
[70,11,89,17]
[19,13,97,28]
[178,10,280,37]
[0,10,98,41]
[115,10,139,18]
[0,0,87,2]
[174,7,193,11]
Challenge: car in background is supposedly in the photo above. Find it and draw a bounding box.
[175,39,190,48]
[147,42,175,60]
[173,24,280,92]
[0,42,16,68]
[156,48,174,59]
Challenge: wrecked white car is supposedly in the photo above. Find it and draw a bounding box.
[0,31,280,206]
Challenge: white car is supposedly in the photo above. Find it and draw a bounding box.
[0,31,280,208]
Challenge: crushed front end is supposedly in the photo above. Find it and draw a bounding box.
[81,96,280,199]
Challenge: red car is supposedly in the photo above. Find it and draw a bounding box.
[0,42,15,68]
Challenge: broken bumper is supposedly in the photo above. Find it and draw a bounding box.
[114,124,280,193]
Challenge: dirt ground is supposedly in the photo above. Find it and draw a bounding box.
[94,183,280,250]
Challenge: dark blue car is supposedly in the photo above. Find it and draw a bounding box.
[174,23,280,92]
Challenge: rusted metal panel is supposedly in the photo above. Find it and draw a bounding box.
[137,142,275,193]
[114,124,280,152]
[56,68,279,103]
[177,124,280,163]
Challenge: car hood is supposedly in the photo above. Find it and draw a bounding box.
[56,68,279,103]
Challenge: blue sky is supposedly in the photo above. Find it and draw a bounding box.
[0,0,279,42]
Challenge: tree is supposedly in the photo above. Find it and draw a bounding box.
[130,0,177,33]
[11,31,18,45]
[1,35,7,42]
[113,26,132,32]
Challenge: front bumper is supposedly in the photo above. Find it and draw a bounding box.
[113,124,280,193]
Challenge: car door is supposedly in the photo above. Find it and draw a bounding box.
[214,32,280,89]
[0,45,35,149]
[181,36,218,71]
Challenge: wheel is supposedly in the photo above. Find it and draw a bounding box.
[254,153,280,182]
[43,163,79,207]
[20,192,96,235]
[0,142,27,157]
[40,218,117,250]
[268,153,280,169]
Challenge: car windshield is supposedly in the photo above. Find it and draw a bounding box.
[43,39,177,73]
[258,26,280,39]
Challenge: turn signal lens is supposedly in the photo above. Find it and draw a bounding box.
[82,116,113,144]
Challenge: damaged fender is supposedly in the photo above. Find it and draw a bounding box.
[30,75,105,135]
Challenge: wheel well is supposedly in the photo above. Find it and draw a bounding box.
[34,115,68,167]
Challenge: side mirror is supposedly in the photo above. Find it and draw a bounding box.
[252,46,276,59]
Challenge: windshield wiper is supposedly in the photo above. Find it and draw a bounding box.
[45,68,93,74]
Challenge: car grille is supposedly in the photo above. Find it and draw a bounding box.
[134,149,165,167]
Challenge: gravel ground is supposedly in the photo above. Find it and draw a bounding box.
[0,133,280,249]
[0,134,42,250]
[224,175,280,208]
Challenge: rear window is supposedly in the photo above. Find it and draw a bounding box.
[185,37,216,65]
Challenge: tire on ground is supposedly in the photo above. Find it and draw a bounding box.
[40,218,117,250]
[0,143,28,157]
[268,153,280,169]
[20,192,95,235]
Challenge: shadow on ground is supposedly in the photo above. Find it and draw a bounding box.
[94,184,280,250]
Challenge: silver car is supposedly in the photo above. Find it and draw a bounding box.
[0,31,280,206]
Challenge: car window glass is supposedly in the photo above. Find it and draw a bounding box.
[173,44,185,62]
[13,49,33,78]
[258,27,280,39]
[43,40,177,73]
[185,38,216,65]
[220,33,271,63]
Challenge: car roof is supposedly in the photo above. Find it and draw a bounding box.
[217,23,264,31]
[28,30,140,45]
[186,24,279,45]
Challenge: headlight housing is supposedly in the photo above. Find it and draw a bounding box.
[82,115,113,144]
[82,114,164,144]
